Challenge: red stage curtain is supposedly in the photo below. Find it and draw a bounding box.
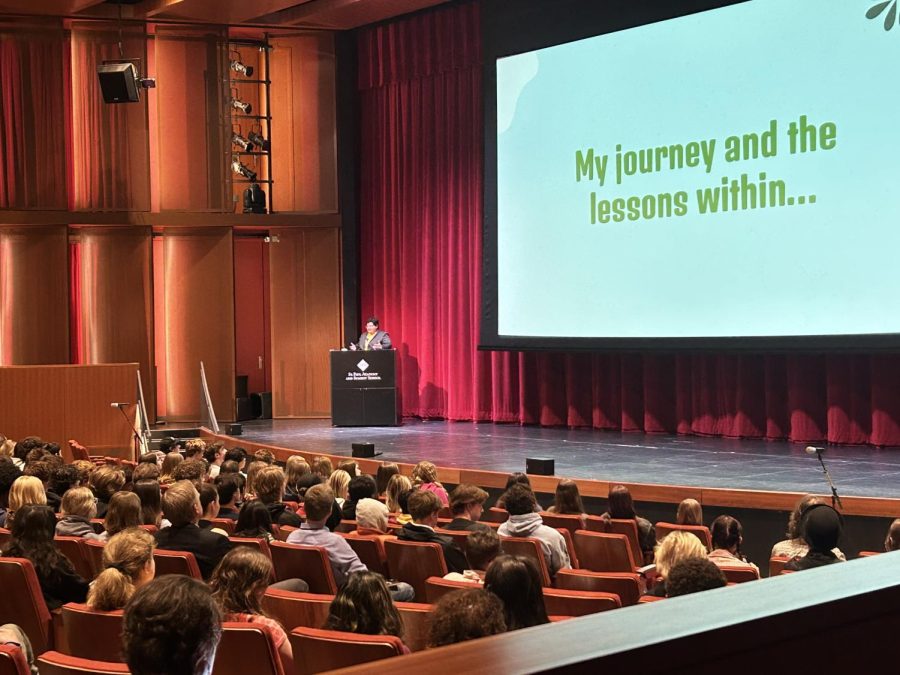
[357,2,900,446]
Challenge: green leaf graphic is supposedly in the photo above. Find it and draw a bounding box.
[886,1,897,29]
[866,0,892,19]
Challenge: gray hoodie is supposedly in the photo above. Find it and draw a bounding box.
[498,512,571,575]
[55,515,103,541]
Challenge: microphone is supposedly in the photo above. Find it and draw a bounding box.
[805,446,825,455]
[110,402,131,408]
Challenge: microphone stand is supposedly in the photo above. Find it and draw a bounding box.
[115,404,145,455]
[814,448,843,510]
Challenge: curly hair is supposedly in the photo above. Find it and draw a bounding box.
[324,571,403,638]
[427,588,506,647]
[411,461,439,486]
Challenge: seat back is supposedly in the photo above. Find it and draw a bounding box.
[213,622,285,675]
[434,529,469,553]
[0,644,30,675]
[342,536,388,577]
[499,536,552,586]
[539,512,585,536]
[554,569,642,606]
[719,565,760,583]
[383,540,448,602]
[573,531,637,573]
[36,651,129,675]
[273,525,297,541]
[768,555,791,577]
[82,540,107,578]
[543,588,621,617]
[334,520,357,534]
[290,627,404,675]
[424,576,479,604]
[208,518,236,535]
[228,537,272,560]
[261,589,333,632]
[60,603,125,662]
[605,519,644,565]
[152,549,203,579]
[0,558,53,654]
[269,541,337,594]
[655,522,712,550]
[557,528,579,569]
[54,537,95,581]
[395,602,433,652]
[483,507,509,523]
[858,551,880,558]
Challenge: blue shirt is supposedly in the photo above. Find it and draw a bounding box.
[286,523,366,586]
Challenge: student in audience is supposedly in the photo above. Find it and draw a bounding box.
[90,466,125,519]
[214,474,243,520]
[546,478,588,523]
[243,460,267,499]
[0,435,14,460]
[784,504,845,571]
[283,456,310,502]
[337,459,359,477]
[183,439,206,461]
[48,465,80,504]
[386,474,412,517]
[2,504,89,609]
[132,462,160,483]
[197,484,223,529]
[159,452,184,486]
[885,518,900,552]
[398,489,468,574]
[676,498,703,526]
[87,528,156,611]
[233,500,276,542]
[427,588,507,647]
[327,469,351,507]
[254,465,302,527]
[445,484,491,532]
[602,484,656,564]
[498,484,570,576]
[71,460,93,488]
[342,474,377,520]
[124,575,221,675]
[133,479,165,528]
[218,460,240,476]
[0,458,22,527]
[323,571,409,651]
[158,437,182,456]
[349,497,396,555]
[286,485,366,578]
[55,486,102,540]
[203,443,226,479]
[223,447,247,474]
[666,557,728,597]
[155,480,232,579]
[771,494,846,561]
[647,531,707,597]
[444,529,502,583]
[411,460,449,506]
[11,437,43,470]
[311,455,333,479]
[210,547,293,673]
[102,491,143,540]
[484,554,549,630]
[375,462,400,498]
[0,623,37,674]
[173,459,206,485]
[708,515,758,573]
[5,475,46,527]
[495,472,540,510]
[253,448,275,465]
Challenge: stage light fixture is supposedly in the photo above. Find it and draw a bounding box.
[232,133,254,152]
[247,130,270,152]
[230,58,254,78]
[231,156,257,182]
[231,97,252,115]
[243,183,267,214]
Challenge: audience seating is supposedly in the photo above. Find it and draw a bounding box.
[0,558,55,654]
[262,589,333,632]
[483,507,509,523]
[603,519,644,566]
[36,652,129,675]
[543,588,621,617]
[152,549,202,579]
[213,622,285,675]
[768,555,791,577]
[858,551,880,558]
[539,512,585,536]
[395,601,434,652]
[498,536,552,586]
[269,541,337,594]
[638,595,665,603]
[82,540,106,578]
[655,522,713,550]
[290,627,405,674]
[556,528,580,569]
[0,528,10,551]
[554,569,643,606]
[341,535,389,577]
[434,528,469,553]
[424,576,479,604]
[208,518,236,535]
[719,565,760,583]
[384,540,448,602]
[137,525,158,534]
[54,537,95,581]
[334,520,357,534]
[573,531,639,573]
[228,537,272,560]
[60,604,124,662]
[273,525,297,541]
[0,644,30,675]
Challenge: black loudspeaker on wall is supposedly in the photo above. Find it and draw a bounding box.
[97,63,141,103]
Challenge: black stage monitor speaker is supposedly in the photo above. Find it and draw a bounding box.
[351,442,377,458]
[97,62,140,103]
[526,457,555,476]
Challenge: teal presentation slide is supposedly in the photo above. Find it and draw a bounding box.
[496,0,900,339]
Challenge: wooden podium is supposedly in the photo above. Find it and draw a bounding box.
[330,350,398,426]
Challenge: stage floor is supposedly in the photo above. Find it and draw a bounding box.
[239,419,900,499]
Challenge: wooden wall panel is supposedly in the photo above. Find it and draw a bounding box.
[160,228,235,421]
[76,226,155,421]
[269,227,341,417]
[0,226,69,365]
[269,34,338,213]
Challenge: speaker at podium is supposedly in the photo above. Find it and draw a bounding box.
[330,350,398,426]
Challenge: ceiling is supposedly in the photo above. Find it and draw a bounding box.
[0,0,452,29]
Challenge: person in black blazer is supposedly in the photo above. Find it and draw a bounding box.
[349,317,392,351]
[398,489,467,574]
[155,480,232,579]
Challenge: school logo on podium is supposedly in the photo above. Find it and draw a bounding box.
[357,359,369,372]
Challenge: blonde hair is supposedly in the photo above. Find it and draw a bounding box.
[60,487,97,519]
[311,456,333,478]
[244,461,267,497]
[285,456,310,490]
[0,438,15,459]
[385,474,412,513]
[87,528,155,611]
[253,465,285,505]
[327,470,351,501]
[104,491,143,537]
[8,475,47,524]
[161,480,199,526]
[159,452,184,483]
[71,460,93,486]
[90,465,126,500]
[676,498,703,526]
[411,461,439,486]
[654,530,707,579]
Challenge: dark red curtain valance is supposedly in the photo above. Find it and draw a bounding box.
[357,1,900,446]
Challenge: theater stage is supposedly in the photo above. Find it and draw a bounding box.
[239,418,900,500]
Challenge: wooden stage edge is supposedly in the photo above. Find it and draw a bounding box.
[199,428,900,518]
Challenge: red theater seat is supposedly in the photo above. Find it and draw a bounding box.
[152,549,202,579]
[342,534,389,577]
[0,644,30,675]
[82,540,106,579]
[36,652,129,675]
[395,601,434,652]
[554,569,643,606]
[269,542,337,594]
[228,537,272,560]
[383,540,447,601]
[0,558,54,654]
[498,536,552,586]
[214,622,285,675]
[54,537,94,581]
[655,522,713,550]
[543,588,621,617]
[719,565,760,583]
[573,530,639,573]
[424,576,479,604]
[261,590,333,632]
[290,627,405,674]
[60,603,125,662]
